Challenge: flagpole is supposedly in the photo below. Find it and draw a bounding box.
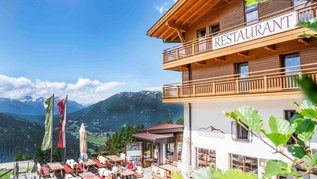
[64,95,68,162]
[51,94,54,163]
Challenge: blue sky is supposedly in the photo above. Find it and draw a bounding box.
[0,0,180,104]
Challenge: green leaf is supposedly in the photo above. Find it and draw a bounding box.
[265,117,294,146]
[296,76,317,105]
[264,160,297,178]
[298,34,317,39]
[294,119,315,142]
[266,132,293,146]
[230,106,263,133]
[287,144,311,163]
[289,113,302,124]
[297,18,317,32]
[269,116,294,134]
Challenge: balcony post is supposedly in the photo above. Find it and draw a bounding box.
[176,48,179,60]
[176,86,180,98]
[236,79,239,94]
[192,84,196,97]
[192,43,195,55]
[212,82,215,95]
[162,52,165,63]
[264,76,268,92]
[162,87,166,98]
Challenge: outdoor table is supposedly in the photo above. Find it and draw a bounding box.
[106,155,124,163]
[83,159,96,171]
[79,172,99,179]
[120,170,135,179]
[47,162,64,177]
[159,164,180,176]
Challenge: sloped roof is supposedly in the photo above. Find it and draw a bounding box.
[132,133,175,143]
[147,0,224,42]
[143,123,183,131]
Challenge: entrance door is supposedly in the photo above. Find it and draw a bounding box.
[197,28,207,53]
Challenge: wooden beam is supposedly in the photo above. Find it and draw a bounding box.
[237,51,249,58]
[166,21,186,43]
[194,61,207,66]
[187,0,221,27]
[181,0,215,26]
[175,0,204,24]
[298,38,311,45]
[264,45,276,52]
[177,66,188,70]
[214,57,226,63]
[166,21,187,32]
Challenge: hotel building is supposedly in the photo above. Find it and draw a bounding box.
[147,0,317,178]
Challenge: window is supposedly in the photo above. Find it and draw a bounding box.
[197,28,207,52]
[209,23,220,35]
[230,153,258,173]
[237,62,249,79]
[196,148,216,169]
[236,62,249,92]
[282,53,301,75]
[244,0,259,24]
[284,110,297,145]
[197,28,206,38]
[231,121,251,141]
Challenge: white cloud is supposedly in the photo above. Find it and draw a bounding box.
[0,74,125,105]
[154,0,177,15]
[145,87,162,91]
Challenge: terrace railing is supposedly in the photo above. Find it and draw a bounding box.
[162,3,317,63]
[162,63,317,99]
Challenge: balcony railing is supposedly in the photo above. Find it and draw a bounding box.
[162,63,317,99]
[162,3,317,64]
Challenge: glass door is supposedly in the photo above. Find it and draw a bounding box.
[197,28,207,53]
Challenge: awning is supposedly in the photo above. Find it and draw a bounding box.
[132,133,175,144]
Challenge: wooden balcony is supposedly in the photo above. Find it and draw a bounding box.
[162,3,317,66]
[162,63,317,101]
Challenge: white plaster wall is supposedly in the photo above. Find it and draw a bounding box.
[183,96,317,178]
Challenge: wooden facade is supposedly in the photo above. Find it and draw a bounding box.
[147,0,317,102]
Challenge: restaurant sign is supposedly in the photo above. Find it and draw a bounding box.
[212,12,297,50]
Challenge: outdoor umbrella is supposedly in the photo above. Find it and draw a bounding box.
[79,123,87,154]
[181,125,191,178]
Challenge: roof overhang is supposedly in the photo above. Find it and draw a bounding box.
[132,133,175,144]
[147,0,226,42]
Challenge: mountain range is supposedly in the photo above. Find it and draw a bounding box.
[0,91,184,162]
[0,96,84,116]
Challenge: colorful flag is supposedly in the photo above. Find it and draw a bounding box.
[41,95,54,151]
[57,96,67,148]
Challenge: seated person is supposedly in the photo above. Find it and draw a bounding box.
[127,161,136,170]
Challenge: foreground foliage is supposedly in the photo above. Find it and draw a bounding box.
[225,76,317,178]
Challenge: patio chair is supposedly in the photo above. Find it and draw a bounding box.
[75,163,84,175]
[63,164,75,175]
[134,166,144,178]
[159,168,167,179]
[37,163,50,178]
[152,166,160,179]
[94,159,106,169]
